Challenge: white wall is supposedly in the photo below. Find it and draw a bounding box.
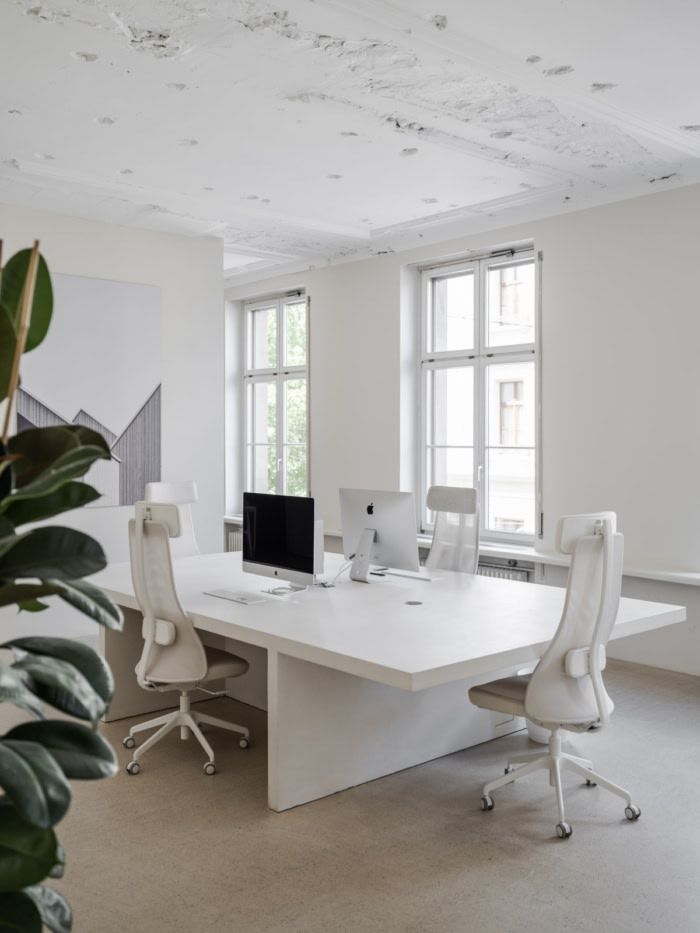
[226,255,401,527]
[0,202,223,638]
[227,183,700,674]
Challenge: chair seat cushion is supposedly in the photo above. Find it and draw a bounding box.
[468,674,531,718]
[203,646,249,682]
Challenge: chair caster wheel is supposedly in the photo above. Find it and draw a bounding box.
[203,762,217,775]
[123,736,135,749]
[480,795,494,811]
[585,778,597,787]
[504,765,513,775]
[556,821,572,839]
[625,804,641,821]
[239,738,250,749]
[126,761,141,775]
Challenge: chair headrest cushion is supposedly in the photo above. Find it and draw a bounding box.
[427,485,477,515]
[134,501,182,538]
[556,512,617,555]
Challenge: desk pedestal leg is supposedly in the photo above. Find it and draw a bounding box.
[267,650,516,812]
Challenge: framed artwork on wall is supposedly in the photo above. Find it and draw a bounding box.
[17,273,162,507]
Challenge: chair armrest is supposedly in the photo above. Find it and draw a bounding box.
[565,645,606,679]
[154,619,177,646]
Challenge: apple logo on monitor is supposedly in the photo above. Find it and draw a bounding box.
[366,502,374,515]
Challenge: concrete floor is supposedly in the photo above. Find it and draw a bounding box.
[55,661,700,933]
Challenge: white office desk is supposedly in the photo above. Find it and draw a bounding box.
[96,552,686,811]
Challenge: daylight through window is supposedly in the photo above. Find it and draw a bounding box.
[244,295,308,497]
[422,253,537,539]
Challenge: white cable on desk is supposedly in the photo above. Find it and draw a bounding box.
[318,556,354,587]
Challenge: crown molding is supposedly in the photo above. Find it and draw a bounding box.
[325,0,700,160]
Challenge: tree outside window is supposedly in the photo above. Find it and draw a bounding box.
[244,296,308,497]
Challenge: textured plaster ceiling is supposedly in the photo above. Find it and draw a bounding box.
[2,0,700,282]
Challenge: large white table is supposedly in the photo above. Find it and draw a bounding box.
[96,552,685,811]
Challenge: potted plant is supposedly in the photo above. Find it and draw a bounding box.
[0,242,123,932]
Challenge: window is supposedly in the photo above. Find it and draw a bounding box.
[421,252,537,540]
[244,294,309,496]
[499,380,523,446]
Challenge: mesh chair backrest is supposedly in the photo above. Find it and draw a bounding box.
[145,481,200,557]
[129,514,207,686]
[425,486,479,574]
[525,515,623,727]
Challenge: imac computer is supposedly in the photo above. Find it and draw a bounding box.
[339,489,420,583]
[242,492,324,594]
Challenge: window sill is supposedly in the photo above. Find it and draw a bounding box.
[225,517,700,587]
[477,541,700,587]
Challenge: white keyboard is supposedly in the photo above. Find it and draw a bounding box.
[204,589,271,605]
[382,568,435,582]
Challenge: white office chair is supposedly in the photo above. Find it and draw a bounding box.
[469,512,641,839]
[145,480,200,557]
[123,501,250,776]
[425,485,479,574]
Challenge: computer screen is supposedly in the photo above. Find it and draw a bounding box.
[339,488,420,582]
[243,492,315,579]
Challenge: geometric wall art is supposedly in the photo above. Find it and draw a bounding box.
[17,273,161,506]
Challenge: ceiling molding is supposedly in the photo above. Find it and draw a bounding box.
[2,159,370,244]
[325,0,700,159]
[370,182,569,240]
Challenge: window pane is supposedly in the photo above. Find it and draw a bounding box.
[284,378,306,444]
[427,446,474,491]
[284,301,307,366]
[486,261,535,347]
[248,381,276,445]
[429,272,474,352]
[247,445,277,494]
[249,305,277,369]
[427,366,474,447]
[485,359,535,534]
[486,361,535,448]
[285,445,307,496]
[486,448,535,534]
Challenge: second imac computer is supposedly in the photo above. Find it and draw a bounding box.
[339,489,420,582]
[243,492,324,593]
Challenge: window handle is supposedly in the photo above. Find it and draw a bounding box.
[477,464,484,486]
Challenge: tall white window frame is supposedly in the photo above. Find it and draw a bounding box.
[420,250,538,543]
[243,293,309,497]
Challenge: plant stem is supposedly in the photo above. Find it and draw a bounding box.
[1,240,40,445]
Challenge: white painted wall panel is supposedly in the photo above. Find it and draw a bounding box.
[227,183,700,674]
[0,202,222,639]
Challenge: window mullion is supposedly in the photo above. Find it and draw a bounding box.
[475,260,486,526]
[276,299,284,494]
[475,356,486,530]
[426,367,433,529]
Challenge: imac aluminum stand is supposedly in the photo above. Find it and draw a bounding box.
[350,528,376,583]
[263,583,307,596]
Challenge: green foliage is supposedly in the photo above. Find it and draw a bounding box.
[0,741,71,829]
[0,886,72,933]
[0,527,107,581]
[4,722,117,781]
[0,250,53,401]
[258,301,308,495]
[0,244,123,931]
[9,425,110,488]
[0,803,61,891]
